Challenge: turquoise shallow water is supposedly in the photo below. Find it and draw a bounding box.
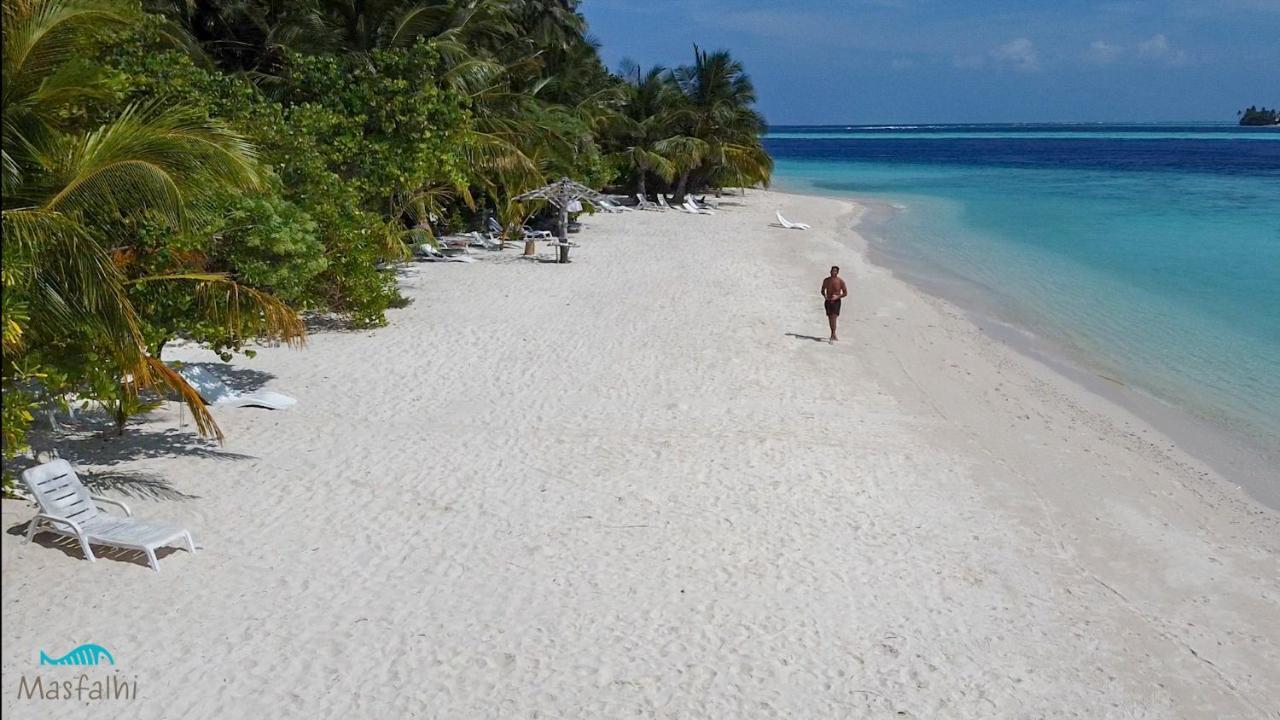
[767,124,1280,492]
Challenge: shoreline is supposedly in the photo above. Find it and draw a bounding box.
[3,189,1277,717]
[771,186,1279,511]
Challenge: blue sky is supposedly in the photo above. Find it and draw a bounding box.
[581,0,1280,124]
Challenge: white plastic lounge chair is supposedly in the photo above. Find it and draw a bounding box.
[635,193,660,211]
[176,364,297,410]
[682,197,715,215]
[490,216,552,241]
[775,210,811,230]
[414,243,475,263]
[469,231,503,250]
[657,195,676,210]
[21,459,195,572]
[688,197,717,213]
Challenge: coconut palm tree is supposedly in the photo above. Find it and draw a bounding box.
[606,63,682,199]
[668,45,772,199]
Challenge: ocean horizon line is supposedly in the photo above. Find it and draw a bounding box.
[766,120,1275,128]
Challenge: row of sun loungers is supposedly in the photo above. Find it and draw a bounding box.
[636,193,810,229]
[635,194,718,214]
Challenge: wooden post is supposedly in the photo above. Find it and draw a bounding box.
[558,203,570,264]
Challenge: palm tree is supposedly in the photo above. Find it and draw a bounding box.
[303,0,515,57]
[607,62,681,199]
[3,0,302,443]
[668,45,772,199]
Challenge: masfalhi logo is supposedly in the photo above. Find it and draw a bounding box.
[39,643,115,666]
[17,644,136,703]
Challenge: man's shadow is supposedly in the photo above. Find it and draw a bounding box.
[785,332,829,343]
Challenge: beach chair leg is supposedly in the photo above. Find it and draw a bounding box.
[24,518,41,544]
[145,547,159,572]
[79,536,96,563]
[183,532,196,555]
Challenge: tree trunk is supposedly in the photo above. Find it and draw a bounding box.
[114,388,128,436]
[637,172,647,201]
[673,170,690,202]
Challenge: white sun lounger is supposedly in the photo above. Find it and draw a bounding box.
[490,217,553,241]
[415,243,475,262]
[635,193,660,211]
[682,197,714,215]
[21,459,195,572]
[176,364,297,410]
[598,199,632,213]
[469,231,503,250]
[775,210,811,230]
[485,217,510,237]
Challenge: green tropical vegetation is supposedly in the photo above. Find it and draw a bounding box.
[1,0,773,486]
[1237,106,1279,126]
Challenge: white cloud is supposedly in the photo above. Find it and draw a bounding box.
[1086,40,1122,64]
[1138,33,1189,64]
[1079,35,1193,68]
[991,38,1040,72]
[1138,33,1171,56]
[952,53,986,69]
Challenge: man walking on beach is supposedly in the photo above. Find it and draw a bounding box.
[821,266,848,343]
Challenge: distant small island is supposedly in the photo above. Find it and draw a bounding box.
[1238,106,1280,126]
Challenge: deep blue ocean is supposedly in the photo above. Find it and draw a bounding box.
[766,124,1280,488]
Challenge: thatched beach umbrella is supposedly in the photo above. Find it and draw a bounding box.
[514,177,616,263]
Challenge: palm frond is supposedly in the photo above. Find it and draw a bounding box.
[37,104,260,227]
[142,356,222,441]
[125,272,306,348]
[2,206,145,353]
[653,135,710,171]
[387,3,452,47]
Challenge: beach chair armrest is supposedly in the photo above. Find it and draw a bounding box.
[91,495,132,516]
[33,513,85,536]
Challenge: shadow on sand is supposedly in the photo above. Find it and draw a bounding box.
[5,411,227,566]
[303,313,372,334]
[8,406,254,505]
[174,362,276,396]
[786,332,830,343]
[6,521,192,570]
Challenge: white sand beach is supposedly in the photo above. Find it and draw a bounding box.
[2,191,1277,718]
